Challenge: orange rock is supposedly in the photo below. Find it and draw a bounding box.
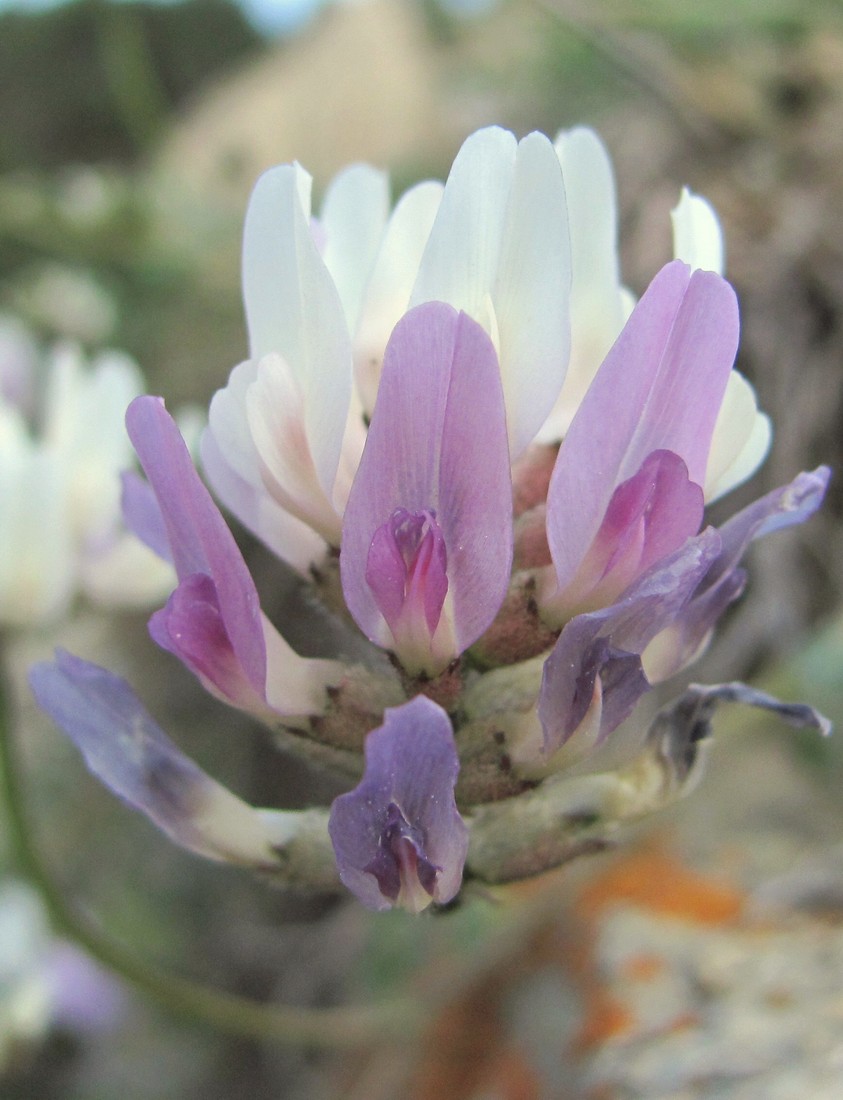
[575,843,745,926]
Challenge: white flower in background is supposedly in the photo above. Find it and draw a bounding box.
[20,264,118,346]
[0,317,177,627]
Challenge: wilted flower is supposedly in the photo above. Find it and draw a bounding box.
[0,319,177,626]
[31,126,830,913]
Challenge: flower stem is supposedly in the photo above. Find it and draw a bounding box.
[0,653,420,1048]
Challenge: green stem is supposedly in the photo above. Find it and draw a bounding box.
[0,657,420,1049]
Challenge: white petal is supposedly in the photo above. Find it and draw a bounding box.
[332,385,368,515]
[492,131,572,457]
[201,426,326,575]
[538,127,627,441]
[42,345,141,461]
[246,352,343,544]
[0,446,75,625]
[174,403,206,456]
[42,345,143,537]
[672,187,724,275]
[320,163,390,333]
[262,614,343,724]
[80,533,176,609]
[0,399,29,453]
[206,359,336,554]
[242,164,353,499]
[243,166,313,362]
[556,127,623,307]
[186,779,290,866]
[206,360,261,486]
[704,371,772,501]
[619,285,637,320]
[354,179,443,414]
[410,126,517,318]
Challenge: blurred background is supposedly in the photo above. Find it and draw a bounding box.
[1,0,843,1096]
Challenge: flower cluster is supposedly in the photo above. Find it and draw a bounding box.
[31,127,830,913]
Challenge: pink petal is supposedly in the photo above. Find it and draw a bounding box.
[547,261,738,594]
[341,303,512,672]
[126,396,266,697]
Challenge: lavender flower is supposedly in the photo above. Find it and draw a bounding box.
[29,125,831,912]
[123,396,342,723]
[541,260,738,621]
[341,303,512,675]
[329,696,467,913]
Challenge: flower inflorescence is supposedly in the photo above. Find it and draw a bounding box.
[30,125,830,913]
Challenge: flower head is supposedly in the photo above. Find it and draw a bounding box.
[30,125,831,913]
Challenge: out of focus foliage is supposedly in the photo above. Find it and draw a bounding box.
[0,0,262,171]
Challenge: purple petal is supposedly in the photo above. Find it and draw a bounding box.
[713,466,830,563]
[687,681,832,736]
[328,696,468,912]
[549,449,704,614]
[650,467,831,681]
[341,302,512,672]
[29,651,281,866]
[125,396,266,699]
[564,637,650,745]
[365,508,449,642]
[651,681,831,781]
[595,451,703,578]
[149,574,267,712]
[120,470,172,563]
[547,261,738,594]
[539,528,723,754]
[539,467,830,757]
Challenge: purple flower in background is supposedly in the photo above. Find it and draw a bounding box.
[0,879,126,1053]
[328,696,468,912]
[27,123,832,911]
